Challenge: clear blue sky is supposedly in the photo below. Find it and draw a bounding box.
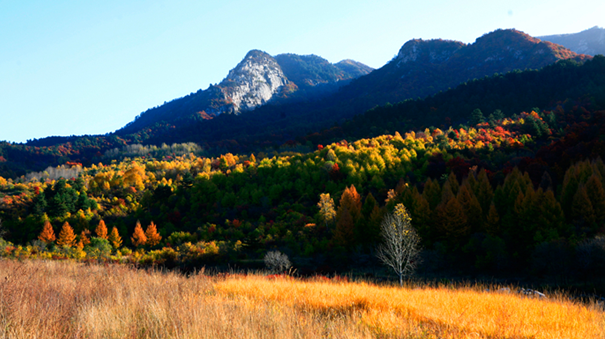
[1,0,603,143]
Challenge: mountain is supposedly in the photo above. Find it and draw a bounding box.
[338,29,590,106]
[122,29,591,147]
[1,29,594,179]
[119,51,372,134]
[539,26,605,56]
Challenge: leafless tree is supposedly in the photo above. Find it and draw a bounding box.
[264,250,292,273]
[376,204,421,286]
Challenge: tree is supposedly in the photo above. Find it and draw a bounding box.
[79,230,91,247]
[264,250,292,273]
[145,222,162,246]
[38,220,56,244]
[108,227,123,249]
[376,203,421,286]
[95,220,108,239]
[317,193,336,227]
[56,222,76,248]
[334,206,354,248]
[470,108,485,126]
[131,221,147,247]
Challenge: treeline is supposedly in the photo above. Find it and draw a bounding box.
[1,56,603,180]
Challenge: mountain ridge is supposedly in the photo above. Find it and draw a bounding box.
[538,26,605,56]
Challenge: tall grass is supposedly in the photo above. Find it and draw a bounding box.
[0,259,602,338]
[216,276,605,338]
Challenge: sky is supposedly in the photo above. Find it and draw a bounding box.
[1,0,604,143]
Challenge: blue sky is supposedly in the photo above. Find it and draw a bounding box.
[1,0,604,143]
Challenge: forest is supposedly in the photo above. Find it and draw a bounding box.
[2,76,605,289]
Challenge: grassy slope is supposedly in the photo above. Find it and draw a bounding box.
[0,260,602,338]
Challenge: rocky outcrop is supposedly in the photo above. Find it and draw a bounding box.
[219,50,288,114]
[395,39,465,66]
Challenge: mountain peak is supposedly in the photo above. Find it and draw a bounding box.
[396,39,465,64]
[219,50,287,113]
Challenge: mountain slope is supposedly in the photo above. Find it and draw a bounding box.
[539,26,605,56]
[119,51,372,134]
[128,29,591,147]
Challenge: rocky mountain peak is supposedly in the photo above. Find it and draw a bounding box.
[396,39,465,65]
[220,50,288,113]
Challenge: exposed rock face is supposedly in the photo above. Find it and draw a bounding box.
[396,39,465,65]
[219,50,288,114]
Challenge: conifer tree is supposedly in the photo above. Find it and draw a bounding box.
[57,222,76,248]
[457,183,483,234]
[475,169,494,213]
[586,174,605,223]
[334,206,354,248]
[422,178,442,210]
[108,227,123,249]
[438,197,468,242]
[486,202,500,235]
[38,220,56,244]
[131,221,147,247]
[95,220,108,239]
[446,172,459,195]
[79,230,91,247]
[145,222,162,246]
[572,184,596,226]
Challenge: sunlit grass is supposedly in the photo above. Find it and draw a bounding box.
[0,259,602,338]
[215,275,605,338]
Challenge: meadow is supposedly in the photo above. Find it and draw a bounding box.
[0,259,602,338]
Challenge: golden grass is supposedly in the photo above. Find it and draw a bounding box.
[215,276,605,339]
[0,259,602,338]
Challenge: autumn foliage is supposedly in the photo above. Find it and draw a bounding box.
[131,221,147,247]
[38,221,56,243]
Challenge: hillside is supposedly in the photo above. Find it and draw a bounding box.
[119,50,372,134]
[118,29,592,148]
[539,26,605,56]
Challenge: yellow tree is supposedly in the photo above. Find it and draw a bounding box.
[38,220,56,243]
[95,220,108,239]
[131,221,147,247]
[57,222,77,248]
[108,227,123,249]
[145,222,162,246]
[317,193,336,227]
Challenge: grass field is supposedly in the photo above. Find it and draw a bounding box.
[0,260,602,338]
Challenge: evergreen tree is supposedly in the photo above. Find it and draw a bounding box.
[422,178,442,210]
[470,108,485,125]
[572,184,596,227]
[334,206,354,248]
[438,197,468,243]
[486,203,500,235]
[586,174,605,224]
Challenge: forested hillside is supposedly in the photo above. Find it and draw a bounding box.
[2,88,605,281]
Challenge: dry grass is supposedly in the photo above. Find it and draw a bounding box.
[216,276,605,338]
[0,259,602,338]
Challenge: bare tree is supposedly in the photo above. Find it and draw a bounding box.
[264,250,292,273]
[376,203,421,286]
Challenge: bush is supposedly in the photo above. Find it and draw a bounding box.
[264,250,291,273]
